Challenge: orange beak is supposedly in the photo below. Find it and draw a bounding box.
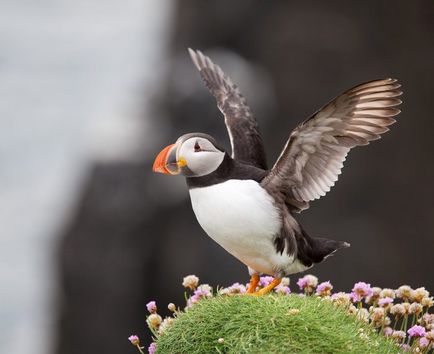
[152,144,176,174]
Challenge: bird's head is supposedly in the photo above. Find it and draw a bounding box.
[152,133,226,177]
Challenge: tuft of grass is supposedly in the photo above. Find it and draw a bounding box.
[156,294,400,354]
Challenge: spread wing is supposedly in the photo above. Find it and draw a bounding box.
[188,49,267,169]
[261,78,402,211]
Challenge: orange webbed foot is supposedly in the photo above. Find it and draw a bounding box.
[255,278,282,295]
[246,274,260,294]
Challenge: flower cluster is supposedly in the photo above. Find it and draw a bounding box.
[130,274,433,354]
[327,282,433,353]
[186,284,213,307]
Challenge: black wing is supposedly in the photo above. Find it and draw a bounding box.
[189,49,267,169]
[261,78,402,211]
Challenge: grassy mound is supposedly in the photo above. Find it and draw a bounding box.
[156,294,399,354]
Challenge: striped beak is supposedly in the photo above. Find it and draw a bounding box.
[152,143,186,175]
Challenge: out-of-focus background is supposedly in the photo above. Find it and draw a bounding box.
[0,1,433,353]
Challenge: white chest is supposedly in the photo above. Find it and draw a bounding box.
[189,179,289,274]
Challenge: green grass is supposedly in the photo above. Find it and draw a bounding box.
[155,294,400,354]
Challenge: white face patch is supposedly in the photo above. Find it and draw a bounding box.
[177,137,225,177]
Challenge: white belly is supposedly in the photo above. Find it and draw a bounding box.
[189,179,295,275]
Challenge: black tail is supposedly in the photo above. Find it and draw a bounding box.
[296,227,350,267]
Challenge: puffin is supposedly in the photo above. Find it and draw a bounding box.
[153,49,402,295]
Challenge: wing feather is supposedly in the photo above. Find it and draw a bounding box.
[261,78,402,209]
[188,49,267,169]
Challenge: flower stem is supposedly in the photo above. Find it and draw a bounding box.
[400,314,408,332]
[410,314,416,328]
[392,315,398,330]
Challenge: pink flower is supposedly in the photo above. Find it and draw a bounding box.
[378,297,393,307]
[227,282,247,294]
[219,282,247,296]
[186,294,202,307]
[316,281,333,296]
[297,278,307,289]
[259,276,274,287]
[400,344,411,352]
[146,301,157,314]
[383,327,393,337]
[407,325,426,338]
[349,292,362,303]
[419,337,430,349]
[148,342,157,354]
[194,289,210,297]
[352,282,373,299]
[186,286,213,307]
[275,285,291,295]
[128,335,140,346]
[296,275,318,293]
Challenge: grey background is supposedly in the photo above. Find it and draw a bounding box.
[58,1,434,353]
[0,1,432,354]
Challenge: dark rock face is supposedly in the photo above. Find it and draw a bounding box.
[56,1,434,353]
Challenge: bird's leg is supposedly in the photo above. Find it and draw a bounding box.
[246,274,260,294]
[256,278,281,295]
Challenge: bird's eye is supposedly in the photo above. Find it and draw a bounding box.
[194,141,201,152]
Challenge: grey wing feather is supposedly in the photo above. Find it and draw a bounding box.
[261,78,402,211]
[188,48,267,169]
